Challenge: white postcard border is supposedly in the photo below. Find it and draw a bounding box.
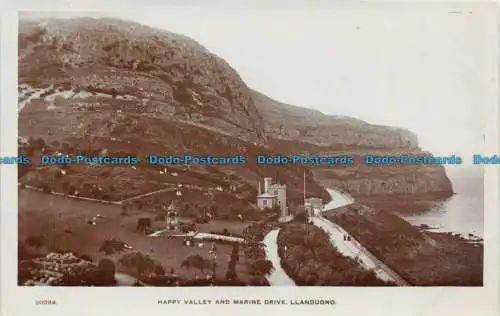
[1,2,499,316]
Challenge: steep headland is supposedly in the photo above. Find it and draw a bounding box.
[18,17,452,212]
[252,92,453,202]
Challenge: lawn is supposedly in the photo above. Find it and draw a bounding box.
[195,220,253,235]
[18,189,257,284]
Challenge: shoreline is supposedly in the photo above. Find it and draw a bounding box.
[354,191,452,215]
[343,190,483,242]
[323,200,483,286]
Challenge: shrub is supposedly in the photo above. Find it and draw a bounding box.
[119,252,156,280]
[99,239,128,255]
[250,259,274,277]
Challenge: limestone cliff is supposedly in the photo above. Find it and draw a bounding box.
[252,90,419,149]
[313,163,453,197]
[254,90,453,197]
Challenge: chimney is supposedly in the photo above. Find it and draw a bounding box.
[258,180,262,195]
[264,177,272,193]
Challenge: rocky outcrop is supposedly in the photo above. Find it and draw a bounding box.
[19,17,265,144]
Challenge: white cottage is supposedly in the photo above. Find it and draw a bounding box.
[256,177,288,218]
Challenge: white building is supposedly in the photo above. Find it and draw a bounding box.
[256,177,288,218]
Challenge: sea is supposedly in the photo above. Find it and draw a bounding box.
[403,166,484,238]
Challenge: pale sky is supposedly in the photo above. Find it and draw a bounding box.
[21,3,497,159]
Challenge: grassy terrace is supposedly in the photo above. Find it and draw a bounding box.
[325,203,483,286]
[18,94,330,206]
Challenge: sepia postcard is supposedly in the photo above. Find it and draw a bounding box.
[1,1,499,315]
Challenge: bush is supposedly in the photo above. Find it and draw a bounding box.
[119,252,156,280]
[99,239,128,255]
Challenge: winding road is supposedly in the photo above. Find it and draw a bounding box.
[262,229,295,286]
[314,188,408,285]
[263,187,408,286]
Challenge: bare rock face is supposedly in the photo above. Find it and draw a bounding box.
[314,164,453,196]
[254,89,452,197]
[252,90,418,149]
[18,17,266,144]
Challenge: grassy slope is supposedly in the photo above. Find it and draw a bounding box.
[18,94,329,209]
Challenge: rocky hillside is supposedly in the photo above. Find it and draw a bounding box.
[17,17,328,210]
[252,90,418,149]
[252,92,452,198]
[19,17,265,144]
[18,17,452,208]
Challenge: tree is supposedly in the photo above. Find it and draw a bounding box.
[293,205,308,222]
[251,259,274,277]
[99,239,127,255]
[244,245,264,260]
[97,258,117,285]
[154,264,166,276]
[225,260,237,281]
[231,245,239,263]
[181,254,210,278]
[119,252,156,281]
[121,205,128,216]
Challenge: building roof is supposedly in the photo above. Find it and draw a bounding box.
[305,196,323,201]
[257,192,276,199]
[269,184,286,189]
